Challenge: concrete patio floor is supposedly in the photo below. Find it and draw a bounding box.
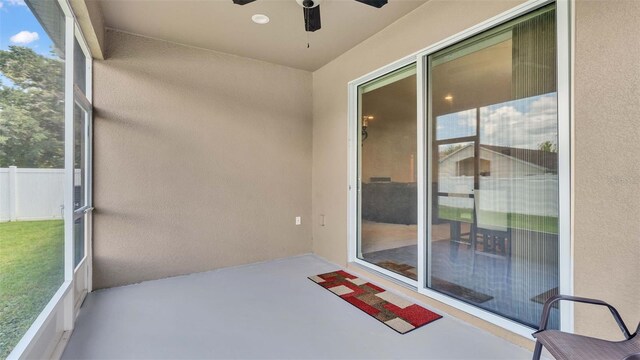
[62,254,534,359]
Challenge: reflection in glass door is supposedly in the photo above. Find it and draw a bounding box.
[357,64,418,280]
[427,4,559,328]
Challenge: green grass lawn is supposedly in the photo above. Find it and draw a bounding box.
[438,205,558,234]
[0,220,64,359]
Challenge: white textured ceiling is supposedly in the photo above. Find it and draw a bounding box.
[95,0,426,71]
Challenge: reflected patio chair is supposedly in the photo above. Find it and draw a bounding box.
[532,294,640,360]
[471,190,512,273]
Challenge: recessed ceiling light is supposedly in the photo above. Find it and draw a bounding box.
[444,95,453,101]
[252,14,270,24]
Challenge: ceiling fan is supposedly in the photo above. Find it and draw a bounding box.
[232,0,388,32]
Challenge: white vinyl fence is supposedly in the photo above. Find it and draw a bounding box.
[0,166,66,222]
[439,174,559,217]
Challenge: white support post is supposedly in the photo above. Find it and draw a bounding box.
[63,11,76,332]
[8,166,17,221]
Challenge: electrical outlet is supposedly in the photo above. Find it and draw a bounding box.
[295,216,301,225]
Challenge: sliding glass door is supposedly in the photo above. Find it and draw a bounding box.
[350,1,567,333]
[356,64,418,281]
[426,4,559,328]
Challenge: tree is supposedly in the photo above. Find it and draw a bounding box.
[440,144,466,158]
[538,140,557,153]
[0,46,65,168]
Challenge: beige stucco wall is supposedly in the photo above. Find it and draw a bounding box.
[93,30,313,289]
[312,0,639,347]
[573,0,640,340]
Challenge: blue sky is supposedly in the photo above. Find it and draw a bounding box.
[0,0,55,56]
[1,0,58,87]
[437,93,558,150]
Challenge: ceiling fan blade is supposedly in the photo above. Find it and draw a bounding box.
[354,0,387,8]
[303,5,321,32]
[232,0,256,5]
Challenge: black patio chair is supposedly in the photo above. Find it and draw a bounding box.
[532,294,640,360]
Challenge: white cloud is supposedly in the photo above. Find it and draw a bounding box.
[6,0,26,6]
[437,108,477,140]
[480,93,558,149]
[10,31,39,45]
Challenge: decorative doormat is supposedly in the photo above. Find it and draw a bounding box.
[430,277,493,304]
[376,260,493,304]
[375,260,417,280]
[309,270,442,334]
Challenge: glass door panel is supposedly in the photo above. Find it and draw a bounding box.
[357,64,418,280]
[427,4,559,328]
[73,103,88,267]
[73,103,87,211]
[73,215,85,267]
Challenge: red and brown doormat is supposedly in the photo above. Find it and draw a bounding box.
[309,270,442,334]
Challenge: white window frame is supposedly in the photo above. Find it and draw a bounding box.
[347,0,572,339]
[6,0,93,358]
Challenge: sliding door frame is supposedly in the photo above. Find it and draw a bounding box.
[347,56,420,288]
[72,23,94,313]
[347,0,572,339]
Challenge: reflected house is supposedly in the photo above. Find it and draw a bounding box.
[439,144,558,179]
[437,143,559,231]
